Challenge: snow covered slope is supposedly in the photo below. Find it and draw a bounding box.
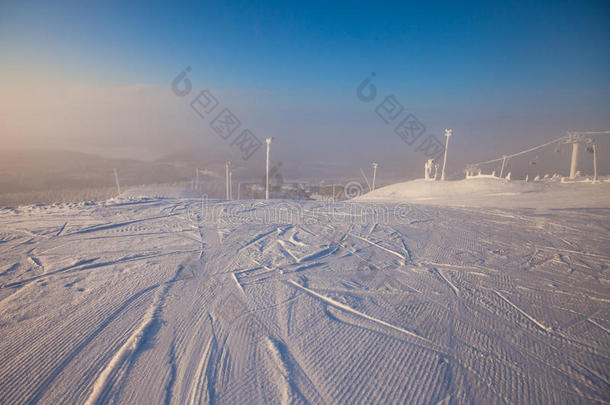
[0,190,609,404]
[357,177,610,209]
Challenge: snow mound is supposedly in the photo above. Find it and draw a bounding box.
[356,177,610,208]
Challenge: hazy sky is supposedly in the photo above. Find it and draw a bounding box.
[1,0,609,177]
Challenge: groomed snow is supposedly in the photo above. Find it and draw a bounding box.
[356,177,610,209]
[0,181,609,404]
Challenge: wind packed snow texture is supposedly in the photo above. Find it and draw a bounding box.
[357,177,610,209]
[0,187,609,403]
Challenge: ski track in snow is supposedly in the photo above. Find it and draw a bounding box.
[84,284,167,405]
[0,196,609,404]
[287,279,438,349]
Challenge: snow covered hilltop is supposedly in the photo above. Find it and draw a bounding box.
[357,176,610,209]
[0,181,609,403]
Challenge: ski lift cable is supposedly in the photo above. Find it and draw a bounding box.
[572,130,610,136]
[469,135,569,167]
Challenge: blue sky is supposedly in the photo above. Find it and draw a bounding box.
[1,0,609,177]
[3,1,608,90]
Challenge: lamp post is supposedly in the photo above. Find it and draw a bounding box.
[568,133,580,180]
[113,168,121,195]
[265,138,272,200]
[229,171,233,200]
[371,162,378,191]
[593,143,598,183]
[499,156,507,178]
[441,129,452,181]
[225,161,231,200]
